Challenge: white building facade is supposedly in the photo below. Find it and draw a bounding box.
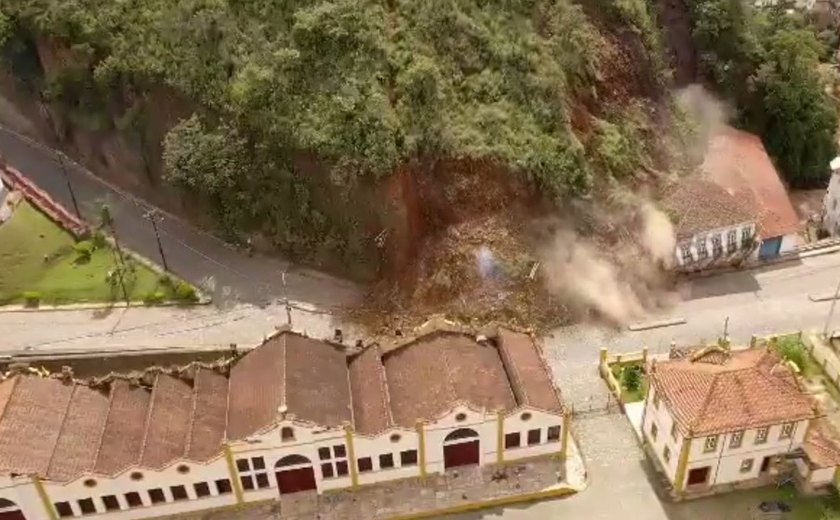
[821,157,840,237]
[673,222,758,269]
[0,325,569,520]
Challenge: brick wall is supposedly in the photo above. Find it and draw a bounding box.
[0,162,88,239]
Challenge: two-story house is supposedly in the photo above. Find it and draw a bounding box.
[0,323,569,520]
[642,345,819,497]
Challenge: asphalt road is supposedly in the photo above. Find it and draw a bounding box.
[0,126,361,309]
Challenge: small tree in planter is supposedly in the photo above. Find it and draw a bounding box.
[622,365,642,393]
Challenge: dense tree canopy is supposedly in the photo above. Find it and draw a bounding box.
[689,0,838,187]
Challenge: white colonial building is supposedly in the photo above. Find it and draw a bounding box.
[642,345,818,496]
[821,156,840,237]
[664,126,802,270]
[0,323,568,520]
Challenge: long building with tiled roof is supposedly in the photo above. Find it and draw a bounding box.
[0,323,567,520]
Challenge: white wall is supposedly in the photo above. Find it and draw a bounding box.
[424,405,497,476]
[683,420,809,488]
[642,386,682,483]
[501,408,565,462]
[352,428,422,486]
[809,467,835,485]
[42,458,236,520]
[0,477,50,520]
[823,172,840,236]
[674,222,757,268]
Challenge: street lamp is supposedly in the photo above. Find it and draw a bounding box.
[143,209,169,272]
[38,95,82,220]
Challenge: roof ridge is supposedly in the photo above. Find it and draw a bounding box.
[184,368,201,458]
[44,382,79,478]
[0,376,20,426]
[138,374,161,465]
[497,333,530,406]
[92,381,119,473]
[345,354,355,429]
[280,332,288,411]
[691,372,722,434]
[374,345,396,428]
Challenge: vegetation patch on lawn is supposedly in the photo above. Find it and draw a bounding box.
[772,333,840,405]
[610,361,648,403]
[0,202,194,306]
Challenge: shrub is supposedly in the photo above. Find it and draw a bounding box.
[776,336,806,371]
[174,281,198,302]
[74,240,94,262]
[143,290,166,305]
[158,274,173,287]
[92,230,107,248]
[22,291,41,308]
[621,364,643,392]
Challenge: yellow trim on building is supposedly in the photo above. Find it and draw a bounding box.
[32,475,58,520]
[344,424,359,488]
[415,420,427,479]
[223,443,245,504]
[674,438,692,493]
[561,413,571,460]
[496,410,505,464]
[387,485,577,520]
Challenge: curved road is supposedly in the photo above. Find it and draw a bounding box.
[0,126,362,309]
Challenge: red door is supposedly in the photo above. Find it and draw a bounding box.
[0,511,25,520]
[276,467,317,495]
[444,441,480,469]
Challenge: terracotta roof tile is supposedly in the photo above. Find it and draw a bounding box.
[94,381,152,475]
[0,377,73,476]
[140,375,194,468]
[284,334,352,427]
[47,385,111,480]
[348,346,392,435]
[186,369,228,460]
[804,419,840,469]
[497,330,563,412]
[662,177,754,240]
[703,126,801,239]
[651,348,816,436]
[227,334,286,440]
[384,332,517,427]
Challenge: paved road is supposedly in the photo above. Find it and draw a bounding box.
[0,126,361,309]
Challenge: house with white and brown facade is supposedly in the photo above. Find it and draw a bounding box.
[642,345,819,497]
[664,126,802,271]
[0,323,568,520]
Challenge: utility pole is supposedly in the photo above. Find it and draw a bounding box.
[100,204,129,303]
[143,209,169,272]
[823,276,840,337]
[38,95,82,220]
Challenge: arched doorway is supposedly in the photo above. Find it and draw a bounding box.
[275,454,317,495]
[443,428,480,469]
[0,498,25,520]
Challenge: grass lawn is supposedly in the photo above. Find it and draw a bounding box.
[0,202,177,305]
[611,362,649,403]
[665,485,840,520]
[773,334,840,404]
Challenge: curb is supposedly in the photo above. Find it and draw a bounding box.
[0,297,212,314]
[809,293,840,303]
[386,486,578,520]
[628,318,686,332]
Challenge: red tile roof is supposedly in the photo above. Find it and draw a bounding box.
[0,327,564,480]
[384,332,518,427]
[651,347,817,436]
[702,126,801,239]
[662,177,755,240]
[804,419,840,469]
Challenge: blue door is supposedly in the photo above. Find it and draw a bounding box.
[758,237,782,260]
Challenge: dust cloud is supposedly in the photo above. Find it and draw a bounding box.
[675,84,731,162]
[536,202,677,328]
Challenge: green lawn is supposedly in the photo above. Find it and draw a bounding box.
[0,202,178,305]
[611,362,649,403]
